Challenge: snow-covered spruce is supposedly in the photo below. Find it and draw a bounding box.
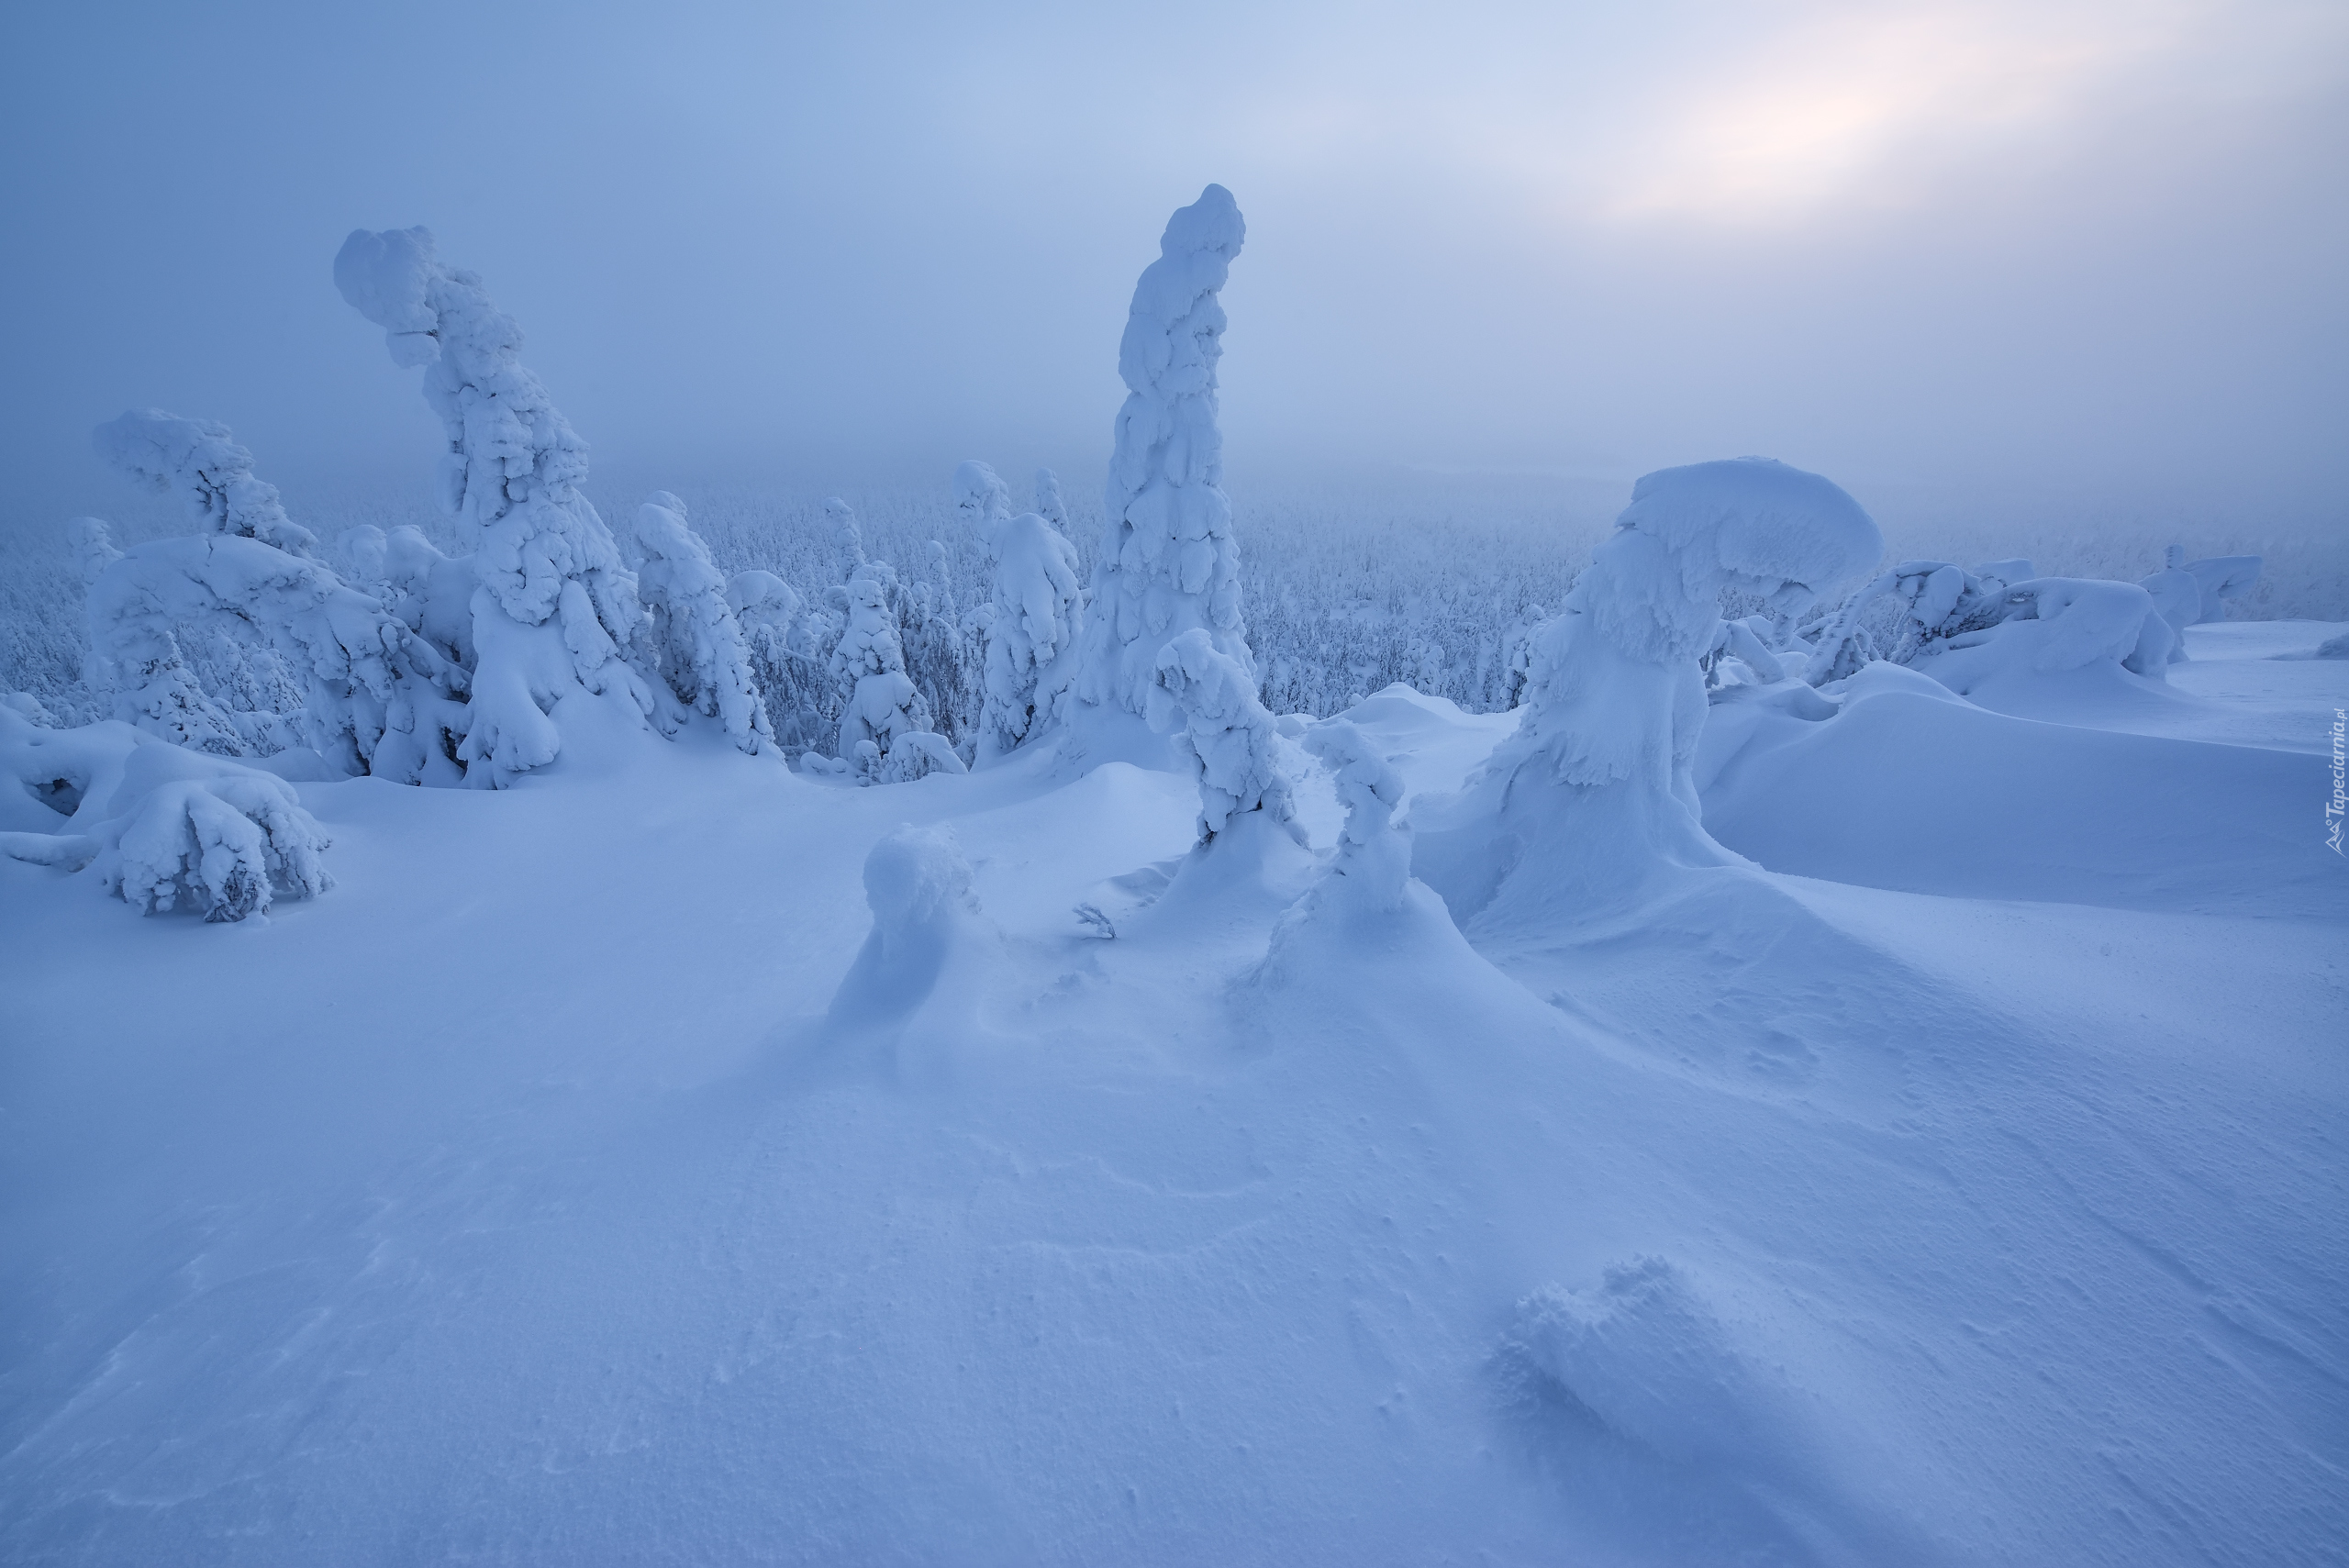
[1416,458,1880,923]
[1300,718,1409,910]
[1146,628,1297,844]
[829,565,961,784]
[0,704,331,921]
[334,226,654,786]
[1069,185,1252,750]
[93,409,319,558]
[83,526,469,783]
[963,463,1085,763]
[632,492,773,755]
[1033,469,1071,535]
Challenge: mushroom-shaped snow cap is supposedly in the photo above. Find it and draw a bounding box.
[333,228,442,365]
[1162,183,1245,261]
[1617,456,1882,607]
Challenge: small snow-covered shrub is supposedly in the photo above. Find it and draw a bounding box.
[1147,628,1297,843]
[0,705,331,920]
[633,492,773,754]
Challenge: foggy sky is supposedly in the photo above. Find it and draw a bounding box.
[3,0,2343,532]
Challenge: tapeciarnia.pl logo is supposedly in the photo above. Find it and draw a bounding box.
[2329,708,2345,855]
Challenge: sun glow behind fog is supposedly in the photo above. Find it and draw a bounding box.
[1449,0,2339,227]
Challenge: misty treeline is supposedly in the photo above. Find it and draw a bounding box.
[7,475,2333,751]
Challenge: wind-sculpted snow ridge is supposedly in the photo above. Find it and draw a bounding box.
[0,704,329,919]
[633,493,773,756]
[1415,457,1881,929]
[94,409,319,559]
[82,517,468,784]
[1067,184,1250,761]
[334,226,655,785]
[1147,628,1297,845]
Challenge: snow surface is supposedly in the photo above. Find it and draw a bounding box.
[4,617,2343,1564]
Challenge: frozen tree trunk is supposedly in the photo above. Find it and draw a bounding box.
[1414,459,1882,928]
[633,492,774,755]
[95,410,319,558]
[1146,628,1297,845]
[1065,185,1251,765]
[334,227,654,786]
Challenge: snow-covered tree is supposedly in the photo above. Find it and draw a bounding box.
[0,703,332,921]
[632,492,773,755]
[1034,468,1071,535]
[827,496,865,573]
[830,563,958,783]
[1301,718,1408,910]
[1146,628,1297,844]
[334,226,654,786]
[963,462,1085,763]
[94,409,319,558]
[1415,458,1881,924]
[1069,185,1252,751]
[83,528,468,783]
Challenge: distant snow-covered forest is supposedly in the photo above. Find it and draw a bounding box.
[6,470,2337,737]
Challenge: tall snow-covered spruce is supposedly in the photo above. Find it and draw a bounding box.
[1065,185,1251,764]
[333,227,655,786]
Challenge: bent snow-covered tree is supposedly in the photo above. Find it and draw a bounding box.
[1068,184,1252,758]
[334,226,654,785]
[1414,458,1881,926]
[1146,628,1297,845]
[95,409,319,558]
[633,492,773,754]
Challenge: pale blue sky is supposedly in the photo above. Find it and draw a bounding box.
[3,0,2342,527]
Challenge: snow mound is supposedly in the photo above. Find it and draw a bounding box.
[1702,665,2345,917]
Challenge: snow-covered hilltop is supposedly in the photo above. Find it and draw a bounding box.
[2,189,2343,1568]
